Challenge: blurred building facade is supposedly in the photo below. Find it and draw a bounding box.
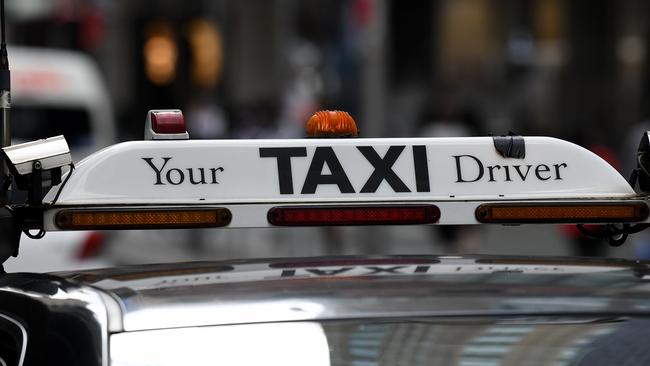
[6,0,650,152]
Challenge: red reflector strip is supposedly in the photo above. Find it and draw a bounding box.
[151,111,186,134]
[56,208,231,230]
[475,202,649,224]
[268,205,440,226]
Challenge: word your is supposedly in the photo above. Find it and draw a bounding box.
[143,157,224,185]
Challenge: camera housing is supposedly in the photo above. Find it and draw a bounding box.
[1,135,71,205]
[2,135,70,176]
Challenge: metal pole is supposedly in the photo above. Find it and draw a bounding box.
[0,0,10,206]
[0,0,11,270]
[0,90,9,204]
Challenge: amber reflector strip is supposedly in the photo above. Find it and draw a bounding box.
[306,110,358,137]
[56,208,231,230]
[475,202,649,224]
[268,205,440,226]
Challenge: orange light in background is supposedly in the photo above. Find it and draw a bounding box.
[534,0,565,41]
[438,0,497,80]
[187,19,223,88]
[144,22,178,86]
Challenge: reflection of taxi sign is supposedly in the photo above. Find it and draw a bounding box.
[2,109,650,251]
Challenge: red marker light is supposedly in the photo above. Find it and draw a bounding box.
[151,110,186,134]
[268,205,440,226]
[145,109,189,140]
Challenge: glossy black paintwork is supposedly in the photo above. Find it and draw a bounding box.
[2,255,650,365]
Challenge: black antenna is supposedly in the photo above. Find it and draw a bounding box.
[0,0,5,50]
[0,0,9,206]
[0,0,14,272]
[0,0,8,107]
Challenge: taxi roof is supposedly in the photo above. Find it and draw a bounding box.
[29,255,650,332]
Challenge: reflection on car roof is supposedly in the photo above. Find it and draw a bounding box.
[41,255,650,332]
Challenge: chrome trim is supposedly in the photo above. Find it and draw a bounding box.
[0,274,124,366]
[97,290,124,333]
[66,288,111,366]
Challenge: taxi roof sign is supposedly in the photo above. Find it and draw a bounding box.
[3,109,650,257]
[30,133,649,232]
[45,136,633,206]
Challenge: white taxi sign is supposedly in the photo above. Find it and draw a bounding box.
[2,109,648,252]
[45,136,633,206]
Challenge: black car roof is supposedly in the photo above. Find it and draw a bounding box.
[23,255,647,332]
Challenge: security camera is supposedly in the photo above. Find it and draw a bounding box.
[2,135,71,176]
[1,136,71,205]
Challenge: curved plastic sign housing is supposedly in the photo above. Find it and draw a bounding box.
[45,137,634,205]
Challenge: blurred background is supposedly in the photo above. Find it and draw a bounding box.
[6,0,650,270]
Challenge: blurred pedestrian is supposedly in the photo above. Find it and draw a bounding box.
[186,95,228,139]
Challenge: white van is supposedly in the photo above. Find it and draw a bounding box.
[9,46,115,157]
[5,47,115,272]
